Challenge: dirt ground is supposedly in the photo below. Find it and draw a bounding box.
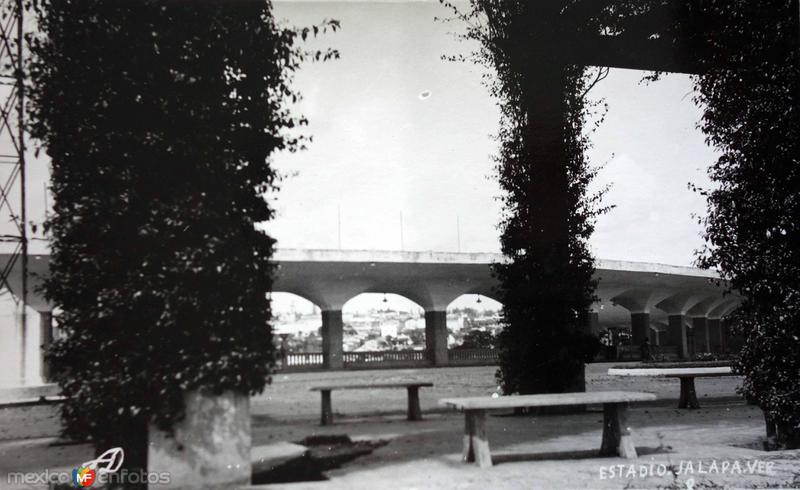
[2,363,799,489]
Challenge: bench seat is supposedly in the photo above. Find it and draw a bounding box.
[608,367,736,408]
[309,382,433,425]
[440,391,657,468]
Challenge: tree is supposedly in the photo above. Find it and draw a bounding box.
[28,0,338,479]
[457,329,497,350]
[691,1,800,449]
[441,1,605,396]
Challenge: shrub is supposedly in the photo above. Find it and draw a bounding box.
[28,0,338,477]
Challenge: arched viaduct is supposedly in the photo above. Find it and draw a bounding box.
[2,248,741,382]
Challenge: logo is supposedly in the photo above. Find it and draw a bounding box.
[72,447,124,487]
[72,466,96,487]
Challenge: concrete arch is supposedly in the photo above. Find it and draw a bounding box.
[446,294,503,347]
[270,292,323,363]
[270,290,323,311]
[341,293,426,353]
[446,293,503,312]
[342,291,425,313]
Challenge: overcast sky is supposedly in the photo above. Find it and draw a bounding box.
[5,1,717,268]
[264,1,717,268]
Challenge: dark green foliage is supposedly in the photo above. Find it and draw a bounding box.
[691,1,800,449]
[28,0,338,468]
[441,1,605,395]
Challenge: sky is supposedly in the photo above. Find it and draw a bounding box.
[263,1,718,268]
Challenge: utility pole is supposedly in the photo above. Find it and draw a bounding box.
[457,215,461,252]
[399,211,404,251]
[0,0,29,384]
[17,0,27,385]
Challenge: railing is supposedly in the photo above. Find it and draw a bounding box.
[614,345,681,361]
[282,352,324,370]
[448,348,500,365]
[277,348,501,372]
[344,350,428,369]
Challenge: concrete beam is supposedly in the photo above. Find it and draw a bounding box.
[611,288,671,315]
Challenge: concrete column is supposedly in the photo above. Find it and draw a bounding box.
[630,312,650,347]
[667,315,689,359]
[648,327,659,346]
[39,311,54,383]
[720,318,730,353]
[707,318,722,353]
[425,311,448,366]
[321,310,343,370]
[14,305,27,385]
[584,310,600,335]
[692,317,709,353]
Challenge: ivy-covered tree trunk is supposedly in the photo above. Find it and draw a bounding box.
[442,1,604,396]
[28,0,336,482]
[495,61,601,396]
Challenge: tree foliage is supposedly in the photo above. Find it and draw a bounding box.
[457,329,497,350]
[691,0,799,448]
[28,0,338,467]
[441,1,606,395]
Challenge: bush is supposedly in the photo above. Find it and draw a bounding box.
[456,330,497,350]
[29,0,338,477]
[691,1,800,449]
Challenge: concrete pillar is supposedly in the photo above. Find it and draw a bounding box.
[321,310,343,370]
[39,311,53,382]
[720,318,730,353]
[692,317,709,353]
[648,327,659,346]
[584,310,600,335]
[630,312,649,347]
[667,315,689,359]
[707,318,722,353]
[15,305,27,385]
[425,311,448,366]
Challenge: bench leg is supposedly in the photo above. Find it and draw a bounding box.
[462,410,492,468]
[320,390,333,426]
[407,386,422,421]
[600,402,637,459]
[678,377,700,409]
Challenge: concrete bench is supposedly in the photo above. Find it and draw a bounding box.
[440,391,656,468]
[309,382,433,425]
[607,366,735,409]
